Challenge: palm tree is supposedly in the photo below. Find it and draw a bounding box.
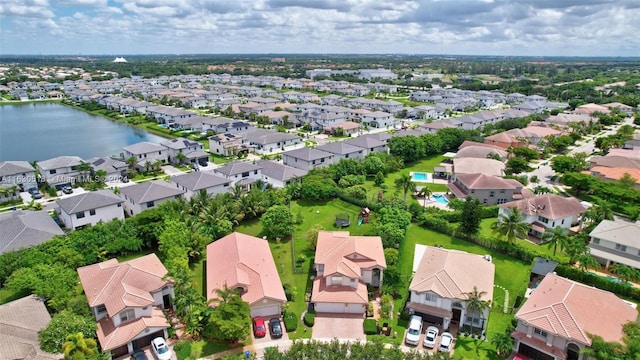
[395,173,416,201]
[464,286,491,336]
[208,283,241,306]
[491,207,531,244]
[491,332,514,357]
[576,254,600,272]
[61,332,98,360]
[230,184,247,200]
[417,186,432,207]
[610,264,640,285]
[175,151,187,165]
[542,227,568,256]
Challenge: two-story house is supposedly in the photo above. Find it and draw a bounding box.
[170,171,232,200]
[0,161,37,192]
[588,219,640,271]
[56,190,124,231]
[256,160,308,188]
[312,231,386,314]
[342,135,388,155]
[208,133,250,157]
[243,129,301,155]
[513,273,637,360]
[315,142,365,162]
[0,210,64,255]
[119,180,185,216]
[282,148,335,171]
[447,173,531,206]
[36,156,84,188]
[122,142,168,170]
[77,254,175,358]
[407,245,494,332]
[213,161,262,190]
[160,137,208,165]
[206,232,287,318]
[361,111,396,129]
[498,194,587,238]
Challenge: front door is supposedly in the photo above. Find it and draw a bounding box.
[452,308,462,322]
[163,294,171,309]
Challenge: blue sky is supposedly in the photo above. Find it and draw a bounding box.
[1,0,639,56]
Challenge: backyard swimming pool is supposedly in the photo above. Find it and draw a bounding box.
[433,194,449,204]
[588,272,630,286]
[410,172,433,182]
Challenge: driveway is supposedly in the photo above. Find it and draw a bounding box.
[312,314,365,340]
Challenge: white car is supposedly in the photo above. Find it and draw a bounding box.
[439,332,454,352]
[151,337,172,360]
[405,315,423,346]
[423,326,439,348]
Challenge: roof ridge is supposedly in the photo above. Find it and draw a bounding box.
[91,263,124,307]
[559,281,590,343]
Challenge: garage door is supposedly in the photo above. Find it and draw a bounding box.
[131,330,165,351]
[250,304,281,318]
[518,343,555,360]
[315,303,364,314]
[110,345,129,358]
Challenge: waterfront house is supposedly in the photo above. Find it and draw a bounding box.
[36,155,84,188]
[119,180,185,216]
[0,160,37,192]
[56,190,124,231]
[86,157,128,182]
[122,142,168,170]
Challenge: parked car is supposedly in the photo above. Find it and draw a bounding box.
[150,337,172,360]
[62,186,73,194]
[405,315,423,346]
[423,325,439,348]
[28,188,43,199]
[439,332,454,352]
[130,349,149,360]
[269,317,283,338]
[253,316,267,338]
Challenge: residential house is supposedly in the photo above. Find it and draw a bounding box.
[56,190,125,230]
[413,105,438,120]
[452,158,506,178]
[455,145,509,162]
[513,273,637,360]
[589,219,640,270]
[243,129,301,154]
[213,161,262,189]
[86,157,128,182]
[77,254,174,358]
[312,231,386,314]
[589,166,640,189]
[282,148,335,171]
[170,171,232,199]
[36,156,85,188]
[361,111,396,129]
[322,121,361,136]
[160,137,208,165]
[0,210,64,255]
[119,180,185,216]
[484,132,525,149]
[447,173,531,205]
[206,232,287,318]
[343,135,388,155]
[208,133,250,157]
[513,102,546,114]
[0,160,37,191]
[497,194,587,238]
[256,160,308,188]
[315,142,365,161]
[0,295,59,360]
[122,142,168,170]
[407,245,495,332]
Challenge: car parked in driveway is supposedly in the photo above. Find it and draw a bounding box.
[269,317,283,338]
[438,332,454,352]
[130,349,149,360]
[28,188,43,199]
[405,315,422,346]
[62,186,73,194]
[150,337,172,360]
[423,325,439,348]
[253,316,267,338]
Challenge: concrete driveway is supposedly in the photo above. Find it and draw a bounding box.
[312,314,365,340]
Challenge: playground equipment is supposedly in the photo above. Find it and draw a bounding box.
[335,213,351,227]
[358,207,371,226]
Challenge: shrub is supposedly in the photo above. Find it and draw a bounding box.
[283,311,298,332]
[363,319,378,335]
[173,341,191,360]
[303,311,315,327]
[283,283,297,302]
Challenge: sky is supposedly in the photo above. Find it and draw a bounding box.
[1,0,639,57]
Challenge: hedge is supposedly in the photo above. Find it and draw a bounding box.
[173,341,191,360]
[363,319,378,335]
[283,310,298,332]
[303,311,315,327]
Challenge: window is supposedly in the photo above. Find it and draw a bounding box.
[321,158,325,163]
[616,244,627,252]
[497,199,507,204]
[50,169,57,175]
[538,216,549,224]
[119,309,135,323]
[89,209,96,216]
[158,151,162,155]
[499,189,506,194]
[452,302,463,309]
[254,170,258,175]
[146,201,155,208]
[76,212,85,219]
[534,328,548,338]
[96,304,107,313]
[489,191,495,198]
[592,238,600,244]
[117,203,122,207]
[242,172,249,178]
[331,276,342,285]
[424,292,437,302]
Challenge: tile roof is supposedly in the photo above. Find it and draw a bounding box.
[314,231,387,278]
[255,160,307,182]
[0,210,64,255]
[119,180,185,203]
[316,141,364,156]
[77,254,172,316]
[589,219,640,248]
[171,171,231,191]
[590,166,640,183]
[498,194,586,220]
[409,246,494,301]
[516,273,637,344]
[96,307,169,351]
[122,142,165,155]
[37,156,83,170]
[590,156,640,170]
[160,137,201,150]
[311,277,368,304]
[56,189,124,214]
[453,158,505,177]
[206,232,286,306]
[0,161,35,176]
[283,147,333,161]
[214,161,262,176]
[455,146,508,160]
[455,173,523,190]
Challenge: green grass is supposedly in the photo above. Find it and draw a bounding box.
[454,336,501,360]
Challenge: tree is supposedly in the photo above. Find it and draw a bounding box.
[551,155,588,173]
[610,264,640,285]
[417,186,432,207]
[175,151,187,165]
[204,291,251,342]
[459,196,482,236]
[62,332,98,360]
[394,173,416,201]
[261,205,294,240]
[373,171,385,187]
[505,157,531,175]
[618,172,638,189]
[384,248,399,266]
[301,175,338,200]
[575,254,600,272]
[491,332,514,357]
[491,207,531,244]
[306,224,324,250]
[542,227,568,256]
[464,286,491,335]
[39,310,97,353]
[388,136,425,163]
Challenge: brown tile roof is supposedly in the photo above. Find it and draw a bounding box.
[315,231,387,278]
[590,166,640,183]
[458,140,504,151]
[516,273,638,344]
[498,194,586,220]
[77,254,171,316]
[311,278,368,304]
[205,232,286,306]
[455,173,523,190]
[409,246,494,301]
[96,307,169,350]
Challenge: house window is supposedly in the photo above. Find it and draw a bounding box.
[50,169,57,175]
[489,191,495,198]
[424,292,437,302]
[331,276,342,285]
[321,158,325,163]
[76,212,85,219]
[119,309,135,323]
[534,328,548,338]
[452,302,463,309]
[499,190,506,194]
[497,199,507,204]
[96,304,107,314]
[117,203,122,207]
[592,238,600,244]
[146,201,155,208]
[616,244,627,252]
[89,209,96,216]
[538,216,549,224]
[158,151,162,155]
[242,172,249,178]
[254,170,258,175]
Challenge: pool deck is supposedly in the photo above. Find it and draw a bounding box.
[414,192,453,211]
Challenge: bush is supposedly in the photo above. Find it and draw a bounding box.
[363,319,378,335]
[173,341,192,360]
[283,311,298,332]
[283,283,297,302]
[303,311,315,327]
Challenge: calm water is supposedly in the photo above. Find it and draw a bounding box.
[0,103,167,161]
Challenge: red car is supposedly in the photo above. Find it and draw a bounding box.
[252,316,267,338]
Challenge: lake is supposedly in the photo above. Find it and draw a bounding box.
[0,102,167,161]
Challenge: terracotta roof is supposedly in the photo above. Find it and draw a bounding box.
[458,140,504,151]
[311,278,368,304]
[516,273,638,344]
[590,166,640,183]
[453,158,505,177]
[409,246,494,301]
[590,156,640,170]
[498,194,586,220]
[315,231,386,278]
[96,307,168,350]
[455,146,508,160]
[206,232,286,306]
[454,173,523,190]
[77,254,171,316]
